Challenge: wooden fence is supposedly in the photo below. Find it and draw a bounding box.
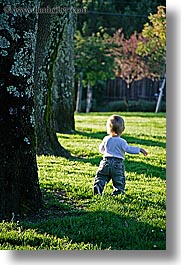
[105,77,166,101]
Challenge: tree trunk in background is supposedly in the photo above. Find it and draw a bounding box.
[53,0,75,133]
[0,0,42,219]
[75,72,83,113]
[86,83,92,113]
[123,83,130,111]
[34,0,74,156]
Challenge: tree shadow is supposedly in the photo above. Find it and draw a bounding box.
[68,153,165,180]
[69,155,101,167]
[18,189,166,250]
[74,130,106,140]
[57,130,166,180]
[123,135,166,148]
[74,130,166,148]
[124,159,166,180]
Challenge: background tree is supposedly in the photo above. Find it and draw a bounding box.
[137,6,166,76]
[34,0,75,155]
[108,29,150,109]
[74,0,166,111]
[74,29,114,112]
[75,0,166,37]
[137,5,166,112]
[119,0,165,38]
[0,0,42,219]
[107,6,166,111]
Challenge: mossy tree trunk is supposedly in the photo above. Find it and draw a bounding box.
[0,0,42,219]
[53,1,75,133]
[34,0,75,155]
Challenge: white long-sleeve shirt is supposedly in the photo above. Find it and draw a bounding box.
[99,135,140,160]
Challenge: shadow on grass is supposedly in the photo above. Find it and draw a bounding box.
[18,189,166,250]
[66,130,166,180]
[123,135,166,148]
[68,156,166,180]
[74,130,166,148]
[124,160,166,180]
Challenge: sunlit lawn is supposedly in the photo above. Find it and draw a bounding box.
[0,112,166,250]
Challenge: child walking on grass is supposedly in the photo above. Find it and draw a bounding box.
[93,114,148,196]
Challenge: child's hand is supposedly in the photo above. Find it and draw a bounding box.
[140,148,148,156]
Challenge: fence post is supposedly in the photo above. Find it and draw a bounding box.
[155,74,166,113]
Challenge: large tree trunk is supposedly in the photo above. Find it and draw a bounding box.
[0,0,42,219]
[53,1,75,133]
[34,0,74,156]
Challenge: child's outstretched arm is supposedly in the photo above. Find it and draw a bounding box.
[140,148,148,156]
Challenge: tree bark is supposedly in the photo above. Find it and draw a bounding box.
[0,0,42,219]
[53,1,75,133]
[34,0,74,156]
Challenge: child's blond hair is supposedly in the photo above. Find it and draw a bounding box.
[106,115,125,135]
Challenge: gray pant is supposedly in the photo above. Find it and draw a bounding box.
[93,157,125,195]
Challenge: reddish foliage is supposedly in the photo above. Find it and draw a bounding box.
[107,29,152,87]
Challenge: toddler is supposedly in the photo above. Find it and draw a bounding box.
[93,115,148,196]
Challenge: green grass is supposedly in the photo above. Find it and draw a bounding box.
[0,112,166,250]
